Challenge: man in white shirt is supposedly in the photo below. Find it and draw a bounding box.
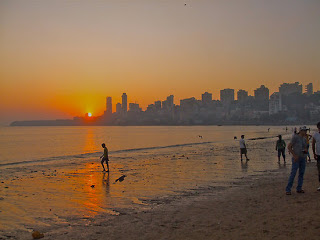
[312,122,320,191]
[239,135,249,161]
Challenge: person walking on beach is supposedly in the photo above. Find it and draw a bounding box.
[276,135,286,163]
[100,143,109,172]
[312,122,320,191]
[239,135,249,161]
[285,126,308,195]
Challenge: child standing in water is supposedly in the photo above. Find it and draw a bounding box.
[100,143,109,172]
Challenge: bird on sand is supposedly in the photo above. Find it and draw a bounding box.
[115,175,126,182]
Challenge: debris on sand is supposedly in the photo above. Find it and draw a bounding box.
[115,175,126,182]
[90,185,95,188]
[32,230,44,239]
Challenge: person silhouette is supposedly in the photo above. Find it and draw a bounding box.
[100,143,109,172]
[239,135,249,161]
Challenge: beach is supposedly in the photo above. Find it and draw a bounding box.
[1,129,319,239]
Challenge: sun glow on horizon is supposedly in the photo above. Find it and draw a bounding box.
[87,112,92,117]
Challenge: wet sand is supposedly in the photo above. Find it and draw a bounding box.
[1,137,320,239]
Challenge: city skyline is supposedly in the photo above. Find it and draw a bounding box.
[1,1,320,124]
[98,81,314,116]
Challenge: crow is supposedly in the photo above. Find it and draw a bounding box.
[115,175,126,182]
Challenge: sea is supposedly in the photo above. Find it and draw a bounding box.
[0,125,292,167]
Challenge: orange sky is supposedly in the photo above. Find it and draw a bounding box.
[1,0,320,124]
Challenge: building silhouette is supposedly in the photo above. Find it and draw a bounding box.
[116,103,122,114]
[220,89,234,104]
[202,92,212,105]
[122,93,127,112]
[279,82,303,96]
[106,97,112,115]
[254,85,269,101]
[269,92,282,115]
[306,83,313,96]
[237,89,248,102]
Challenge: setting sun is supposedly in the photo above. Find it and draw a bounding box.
[88,112,92,117]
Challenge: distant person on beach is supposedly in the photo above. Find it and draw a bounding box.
[285,126,308,195]
[312,122,320,191]
[100,143,109,172]
[305,129,312,162]
[276,135,286,163]
[239,135,249,161]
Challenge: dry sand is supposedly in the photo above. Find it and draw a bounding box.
[1,138,320,240]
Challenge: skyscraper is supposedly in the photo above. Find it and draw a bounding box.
[122,93,127,112]
[279,82,303,96]
[306,83,313,96]
[269,92,282,115]
[116,103,122,114]
[220,89,234,104]
[106,97,112,115]
[237,90,248,102]
[254,85,269,101]
[202,92,212,105]
[162,95,174,112]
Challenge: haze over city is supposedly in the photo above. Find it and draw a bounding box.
[1,0,320,124]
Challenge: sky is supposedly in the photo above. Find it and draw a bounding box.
[1,0,320,124]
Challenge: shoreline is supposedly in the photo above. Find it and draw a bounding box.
[1,137,319,239]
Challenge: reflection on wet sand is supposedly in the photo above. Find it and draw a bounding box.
[0,138,287,235]
[241,161,248,172]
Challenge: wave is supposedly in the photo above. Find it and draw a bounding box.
[0,141,214,168]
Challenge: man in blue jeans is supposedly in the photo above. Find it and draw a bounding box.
[285,126,308,195]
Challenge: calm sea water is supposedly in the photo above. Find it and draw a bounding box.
[0,125,290,166]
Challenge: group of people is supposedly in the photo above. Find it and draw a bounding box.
[100,123,320,195]
[239,123,320,195]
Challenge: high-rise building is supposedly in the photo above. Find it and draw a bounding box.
[162,95,174,111]
[202,92,212,105]
[254,85,269,101]
[106,97,112,115]
[220,89,234,104]
[306,83,313,96]
[237,90,248,102]
[154,101,161,111]
[121,93,127,112]
[129,103,141,112]
[269,92,282,115]
[279,82,302,96]
[116,103,122,114]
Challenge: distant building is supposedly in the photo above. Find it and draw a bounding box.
[180,97,198,109]
[129,103,141,112]
[254,85,269,101]
[116,103,122,114]
[269,92,282,115]
[154,101,161,111]
[220,89,234,104]
[106,97,112,115]
[162,95,174,112]
[237,89,248,102]
[122,93,127,112]
[201,92,212,105]
[279,82,302,96]
[305,83,313,96]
